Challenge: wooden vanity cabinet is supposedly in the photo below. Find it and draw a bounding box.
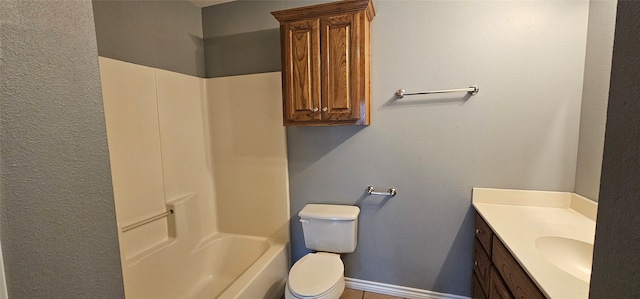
[272,0,374,126]
[472,212,547,299]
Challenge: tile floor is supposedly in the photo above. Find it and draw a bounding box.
[339,288,404,299]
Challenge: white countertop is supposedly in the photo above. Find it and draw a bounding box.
[472,188,597,299]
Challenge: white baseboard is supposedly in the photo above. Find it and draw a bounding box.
[344,278,470,299]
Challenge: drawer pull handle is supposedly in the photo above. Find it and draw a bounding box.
[474,260,478,267]
[475,228,480,235]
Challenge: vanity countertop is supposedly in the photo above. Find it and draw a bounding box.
[472,188,597,299]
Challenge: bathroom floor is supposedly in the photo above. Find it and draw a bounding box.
[339,288,404,299]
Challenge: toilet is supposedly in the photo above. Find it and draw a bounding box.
[285,204,360,299]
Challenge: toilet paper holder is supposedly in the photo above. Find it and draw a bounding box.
[366,186,397,197]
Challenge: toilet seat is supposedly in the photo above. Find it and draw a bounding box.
[288,253,344,298]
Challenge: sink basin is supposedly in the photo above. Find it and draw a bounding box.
[535,236,593,282]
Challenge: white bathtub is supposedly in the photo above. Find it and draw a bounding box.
[123,234,288,299]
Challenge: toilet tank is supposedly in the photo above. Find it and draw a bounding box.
[299,204,360,253]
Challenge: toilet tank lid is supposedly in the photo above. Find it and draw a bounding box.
[299,204,360,220]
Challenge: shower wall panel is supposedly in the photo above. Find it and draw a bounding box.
[99,57,170,259]
[207,72,290,241]
[156,69,219,242]
[100,57,221,260]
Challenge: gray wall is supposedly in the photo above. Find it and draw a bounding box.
[0,1,125,298]
[203,1,590,296]
[202,0,328,77]
[589,2,640,298]
[574,1,617,202]
[93,0,205,77]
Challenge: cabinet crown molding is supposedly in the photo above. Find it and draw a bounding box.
[272,0,375,23]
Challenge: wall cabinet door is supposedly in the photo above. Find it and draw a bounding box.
[321,13,360,122]
[282,18,321,122]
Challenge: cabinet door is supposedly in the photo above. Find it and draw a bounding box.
[472,273,488,299]
[489,267,514,299]
[492,236,546,299]
[321,13,361,122]
[282,18,321,123]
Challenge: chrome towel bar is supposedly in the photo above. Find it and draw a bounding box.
[122,209,174,232]
[396,85,479,98]
[367,186,397,197]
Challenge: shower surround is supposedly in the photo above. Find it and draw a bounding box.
[99,57,290,298]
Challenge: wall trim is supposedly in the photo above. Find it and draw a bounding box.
[345,278,470,299]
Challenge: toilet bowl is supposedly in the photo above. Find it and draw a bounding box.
[285,253,345,299]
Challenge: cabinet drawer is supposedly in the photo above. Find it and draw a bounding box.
[473,239,491,295]
[492,235,546,299]
[472,273,487,299]
[475,213,493,254]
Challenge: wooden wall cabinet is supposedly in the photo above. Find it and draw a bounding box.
[472,212,547,299]
[272,0,375,126]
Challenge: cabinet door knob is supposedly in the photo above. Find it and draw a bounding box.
[475,228,480,235]
[474,260,478,267]
[322,107,328,112]
[312,107,319,112]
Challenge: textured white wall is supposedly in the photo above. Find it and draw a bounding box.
[590,2,640,297]
[0,1,124,297]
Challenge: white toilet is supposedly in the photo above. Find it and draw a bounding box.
[285,204,360,299]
